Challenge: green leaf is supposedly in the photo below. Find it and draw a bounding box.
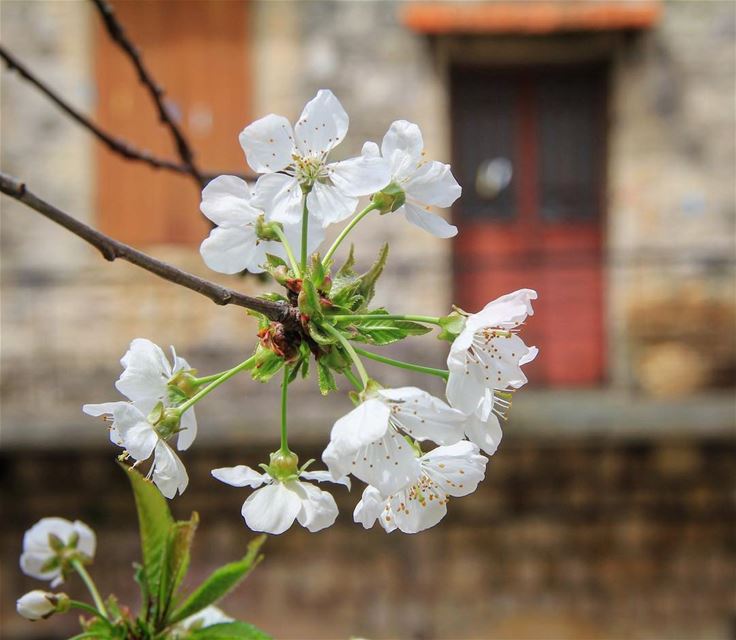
[348,312,431,345]
[317,360,338,395]
[258,292,288,303]
[307,322,338,347]
[251,346,284,383]
[158,512,199,624]
[121,463,173,617]
[169,535,266,624]
[356,243,389,310]
[264,253,287,269]
[336,244,356,277]
[188,622,272,639]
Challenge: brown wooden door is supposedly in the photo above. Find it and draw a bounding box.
[94,0,251,246]
[451,65,608,386]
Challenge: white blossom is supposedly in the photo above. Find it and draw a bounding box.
[199,175,324,274]
[354,441,487,534]
[211,465,348,535]
[20,518,95,587]
[82,402,188,499]
[363,120,461,238]
[322,386,467,496]
[446,289,538,452]
[240,89,390,227]
[16,590,57,621]
[175,605,233,634]
[114,338,197,451]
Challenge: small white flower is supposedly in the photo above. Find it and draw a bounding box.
[199,175,324,274]
[322,386,467,496]
[82,402,188,499]
[212,465,347,535]
[115,338,198,452]
[240,89,390,227]
[20,518,95,587]
[446,289,538,448]
[175,605,233,634]
[16,590,58,620]
[354,441,487,534]
[363,120,461,238]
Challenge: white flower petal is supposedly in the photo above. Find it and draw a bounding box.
[82,401,126,417]
[445,368,486,416]
[350,430,421,496]
[294,89,348,157]
[238,113,294,173]
[252,173,303,224]
[176,408,197,452]
[404,160,461,208]
[353,485,385,529]
[200,175,260,227]
[388,485,447,534]
[211,465,269,488]
[121,421,158,462]
[200,226,259,275]
[381,120,424,170]
[300,470,351,490]
[324,399,392,472]
[464,410,503,456]
[295,481,339,532]
[306,180,358,226]
[361,140,380,158]
[152,441,189,499]
[115,338,171,402]
[378,386,466,445]
[467,288,537,331]
[404,202,457,238]
[328,155,391,197]
[73,520,97,558]
[423,441,487,497]
[241,483,302,535]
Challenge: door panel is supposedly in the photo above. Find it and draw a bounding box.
[452,65,607,386]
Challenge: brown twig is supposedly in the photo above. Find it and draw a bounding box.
[0,172,296,326]
[90,0,204,186]
[0,46,196,177]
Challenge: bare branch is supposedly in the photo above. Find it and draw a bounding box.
[91,0,204,185]
[0,46,194,177]
[0,171,295,325]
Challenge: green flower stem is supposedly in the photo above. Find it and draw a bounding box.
[322,202,379,264]
[191,372,228,385]
[176,355,256,414]
[280,365,291,455]
[300,195,309,272]
[70,560,108,619]
[352,346,449,380]
[319,322,369,387]
[343,368,364,392]
[330,313,442,326]
[272,224,302,278]
[69,600,114,627]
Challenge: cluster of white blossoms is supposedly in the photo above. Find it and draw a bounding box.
[77,90,538,537]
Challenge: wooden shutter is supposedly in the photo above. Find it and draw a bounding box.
[94,0,251,246]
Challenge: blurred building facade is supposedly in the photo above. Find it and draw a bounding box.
[1,1,734,639]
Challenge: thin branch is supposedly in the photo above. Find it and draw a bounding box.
[0,172,295,325]
[91,0,204,185]
[0,46,196,177]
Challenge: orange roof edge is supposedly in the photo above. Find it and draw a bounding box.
[402,1,662,35]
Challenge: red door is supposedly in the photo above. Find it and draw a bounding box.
[451,65,608,386]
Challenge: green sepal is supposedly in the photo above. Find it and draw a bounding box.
[317,360,338,396]
[437,311,466,342]
[371,181,406,214]
[187,622,272,639]
[251,345,284,383]
[168,535,266,625]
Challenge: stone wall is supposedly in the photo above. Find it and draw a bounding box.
[2,437,734,639]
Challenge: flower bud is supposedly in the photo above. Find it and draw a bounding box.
[16,590,68,621]
[371,182,406,214]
